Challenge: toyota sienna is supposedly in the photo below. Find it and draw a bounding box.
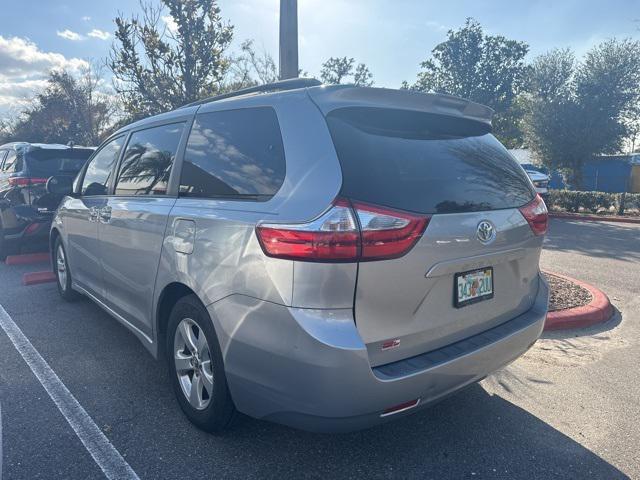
[49,79,549,433]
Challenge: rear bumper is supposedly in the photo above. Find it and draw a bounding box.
[4,218,51,241]
[210,273,548,433]
[2,205,53,241]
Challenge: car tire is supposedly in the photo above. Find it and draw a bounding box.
[0,223,17,261]
[0,226,6,261]
[53,237,79,302]
[167,294,236,433]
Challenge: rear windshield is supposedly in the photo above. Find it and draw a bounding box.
[26,148,93,177]
[326,108,534,214]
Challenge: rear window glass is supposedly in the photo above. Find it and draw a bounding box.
[26,149,93,177]
[180,107,286,201]
[326,108,534,214]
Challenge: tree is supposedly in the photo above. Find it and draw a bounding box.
[353,63,374,87]
[0,119,13,145]
[226,40,278,90]
[7,68,114,146]
[320,57,374,86]
[523,40,640,188]
[108,0,233,120]
[408,18,529,147]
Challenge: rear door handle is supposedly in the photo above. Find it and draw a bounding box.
[99,206,112,224]
[88,207,99,223]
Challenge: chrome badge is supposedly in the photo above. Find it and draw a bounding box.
[477,221,496,245]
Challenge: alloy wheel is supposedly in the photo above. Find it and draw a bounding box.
[173,318,214,410]
[56,245,67,291]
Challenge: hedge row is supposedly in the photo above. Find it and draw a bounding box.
[545,189,640,215]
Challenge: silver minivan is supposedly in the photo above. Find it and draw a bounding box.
[49,79,549,433]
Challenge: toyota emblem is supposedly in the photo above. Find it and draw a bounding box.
[477,221,496,244]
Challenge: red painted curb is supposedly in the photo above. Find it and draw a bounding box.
[22,271,57,286]
[549,212,640,225]
[544,272,614,331]
[5,252,51,266]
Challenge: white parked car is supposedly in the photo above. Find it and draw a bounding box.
[523,168,550,195]
[509,149,550,195]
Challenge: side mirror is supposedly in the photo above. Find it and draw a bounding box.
[46,175,74,196]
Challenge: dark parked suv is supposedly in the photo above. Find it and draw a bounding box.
[0,143,94,259]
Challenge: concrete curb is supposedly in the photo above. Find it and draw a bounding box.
[549,212,640,225]
[5,252,51,266]
[22,271,57,286]
[544,272,614,331]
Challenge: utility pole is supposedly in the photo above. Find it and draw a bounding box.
[279,0,299,80]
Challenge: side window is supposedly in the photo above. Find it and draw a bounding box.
[2,151,18,172]
[82,137,125,196]
[115,123,184,196]
[180,107,286,201]
[0,150,7,169]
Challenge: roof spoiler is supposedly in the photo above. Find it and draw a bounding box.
[307,86,494,128]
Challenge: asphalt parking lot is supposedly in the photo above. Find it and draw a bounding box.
[0,219,638,479]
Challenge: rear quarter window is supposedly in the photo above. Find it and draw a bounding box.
[180,107,286,201]
[115,123,184,196]
[326,107,534,214]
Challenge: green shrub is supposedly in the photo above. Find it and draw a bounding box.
[620,192,640,212]
[546,190,623,214]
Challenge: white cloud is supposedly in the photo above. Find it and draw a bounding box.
[57,29,83,41]
[82,16,92,22]
[87,29,110,41]
[0,79,49,109]
[0,36,87,75]
[425,20,448,32]
[0,36,88,115]
[161,15,179,35]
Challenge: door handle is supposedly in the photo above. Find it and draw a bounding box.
[88,206,99,223]
[99,206,112,224]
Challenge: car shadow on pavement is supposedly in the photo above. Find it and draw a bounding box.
[544,220,640,263]
[218,383,628,479]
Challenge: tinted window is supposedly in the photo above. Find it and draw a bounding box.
[26,149,93,177]
[2,151,18,172]
[180,107,285,201]
[0,150,6,169]
[326,107,534,214]
[115,123,184,196]
[82,137,125,196]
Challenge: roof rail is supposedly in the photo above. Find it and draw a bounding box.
[180,78,322,109]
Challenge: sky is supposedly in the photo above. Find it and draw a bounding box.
[1,0,639,118]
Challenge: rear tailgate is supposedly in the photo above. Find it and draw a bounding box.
[355,210,542,367]
[312,87,544,367]
[25,147,93,212]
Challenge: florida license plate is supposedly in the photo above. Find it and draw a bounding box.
[454,267,494,308]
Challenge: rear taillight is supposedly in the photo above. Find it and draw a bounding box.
[256,199,359,261]
[519,194,548,236]
[353,201,429,261]
[256,198,430,262]
[8,177,48,187]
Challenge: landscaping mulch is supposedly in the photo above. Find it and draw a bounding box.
[543,272,593,312]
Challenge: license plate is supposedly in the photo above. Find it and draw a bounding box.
[454,267,494,308]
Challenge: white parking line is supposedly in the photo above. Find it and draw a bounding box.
[0,304,140,480]
[1,398,3,480]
